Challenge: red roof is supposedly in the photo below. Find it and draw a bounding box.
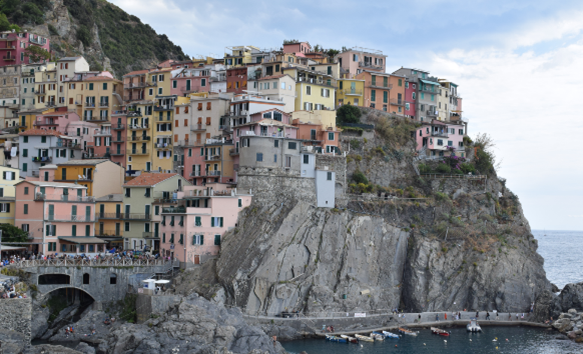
[19,129,62,137]
[124,69,150,77]
[258,74,286,81]
[124,173,179,187]
[84,76,120,82]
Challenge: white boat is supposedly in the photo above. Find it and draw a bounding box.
[467,318,482,332]
[382,331,400,339]
[355,334,374,342]
[399,327,419,336]
[370,333,385,341]
[340,335,358,343]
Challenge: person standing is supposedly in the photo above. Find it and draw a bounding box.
[436,313,439,321]
[476,311,479,319]
[444,313,447,320]
[486,312,490,320]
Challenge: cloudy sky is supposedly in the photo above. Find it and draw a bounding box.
[109,0,583,231]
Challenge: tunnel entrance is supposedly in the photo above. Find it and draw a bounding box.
[38,274,70,285]
[45,288,95,330]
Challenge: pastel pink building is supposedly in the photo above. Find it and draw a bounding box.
[415,120,467,157]
[159,184,252,264]
[0,31,50,67]
[282,41,311,55]
[404,79,417,119]
[15,180,103,255]
[32,107,81,134]
[171,67,211,96]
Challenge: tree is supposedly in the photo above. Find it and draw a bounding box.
[0,12,9,31]
[77,25,92,47]
[0,224,29,244]
[337,104,362,125]
[473,133,499,175]
[23,45,50,63]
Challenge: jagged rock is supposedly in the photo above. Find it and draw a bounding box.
[551,283,560,293]
[553,318,573,332]
[30,300,51,339]
[559,283,583,312]
[75,342,96,354]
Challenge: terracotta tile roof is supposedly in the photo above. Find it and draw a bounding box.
[19,129,62,137]
[124,173,178,187]
[124,69,150,77]
[258,74,286,81]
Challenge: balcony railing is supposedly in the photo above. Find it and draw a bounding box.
[155,143,172,149]
[130,135,150,141]
[189,171,202,177]
[207,170,221,176]
[175,140,193,147]
[390,98,404,106]
[358,61,384,70]
[112,124,125,130]
[35,90,46,95]
[426,110,438,118]
[143,232,153,238]
[341,89,363,95]
[154,105,173,111]
[32,156,52,163]
[229,148,239,156]
[46,215,96,222]
[128,124,148,130]
[56,141,82,149]
[124,81,154,89]
[204,154,221,161]
[3,56,15,61]
[110,150,125,156]
[96,213,123,219]
[162,207,186,214]
[128,149,149,155]
[190,124,206,131]
[33,121,57,126]
[297,77,337,88]
[99,102,110,108]
[35,194,96,202]
[96,230,123,237]
[121,213,152,220]
[369,83,393,90]
[431,132,449,138]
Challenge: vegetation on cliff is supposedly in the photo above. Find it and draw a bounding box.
[3,0,187,77]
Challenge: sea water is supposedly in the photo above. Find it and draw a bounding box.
[282,229,583,353]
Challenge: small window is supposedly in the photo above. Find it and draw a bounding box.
[274,140,279,148]
[303,154,309,164]
[256,153,263,162]
[288,142,297,150]
[327,172,332,180]
[24,187,29,195]
[238,199,242,207]
[83,273,90,284]
[110,274,117,285]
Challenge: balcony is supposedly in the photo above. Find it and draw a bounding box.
[99,101,110,108]
[204,154,221,161]
[189,171,202,177]
[0,46,15,50]
[341,89,363,96]
[190,124,206,132]
[175,140,193,147]
[162,206,186,214]
[110,150,125,156]
[143,232,153,238]
[36,193,95,202]
[180,86,195,94]
[431,131,449,138]
[297,77,337,88]
[96,213,123,220]
[419,85,439,93]
[121,213,151,221]
[3,56,15,61]
[130,135,150,141]
[85,103,96,109]
[35,90,46,95]
[390,98,405,106]
[112,124,125,130]
[32,156,52,163]
[33,121,57,126]
[229,148,239,156]
[123,95,145,102]
[46,215,96,222]
[112,136,125,143]
[57,141,82,149]
[124,81,154,89]
[96,230,123,237]
[154,104,173,111]
[82,152,109,159]
[207,170,221,176]
[128,124,149,130]
[128,149,149,155]
[85,116,109,123]
[426,110,438,118]
[358,61,384,70]
[94,130,112,136]
[155,143,172,149]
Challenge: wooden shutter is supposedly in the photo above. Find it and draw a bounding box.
[206,102,211,110]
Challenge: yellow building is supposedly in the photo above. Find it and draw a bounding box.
[33,63,57,109]
[337,79,365,107]
[125,102,154,172]
[0,166,19,225]
[53,159,124,197]
[291,110,337,130]
[16,107,52,132]
[309,62,341,79]
[78,76,123,123]
[95,193,124,246]
[283,67,337,111]
[224,46,259,67]
[146,69,173,100]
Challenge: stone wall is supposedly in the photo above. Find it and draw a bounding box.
[0,298,32,346]
[136,294,182,323]
[237,167,317,205]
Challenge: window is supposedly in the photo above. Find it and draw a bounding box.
[238,199,242,207]
[23,163,27,172]
[144,188,151,197]
[274,140,279,148]
[306,86,311,95]
[288,142,297,150]
[23,204,28,214]
[214,235,221,246]
[24,187,29,195]
[103,83,108,90]
[179,234,184,244]
[41,136,46,143]
[405,103,410,111]
[371,90,376,101]
[211,217,223,227]
[459,129,464,135]
[328,132,335,141]
[327,172,332,181]
[192,234,204,245]
[158,88,163,95]
[110,274,117,285]
[125,188,131,197]
[195,216,201,226]
[256,153,263,162]
[383,91,387,103]
[437,139,443,146]
[303,154,309,164]
[124,222,130,232]
[89,83,94,90]
[172,80,177,88]
[274,154,277,162]
[448,140,453,146]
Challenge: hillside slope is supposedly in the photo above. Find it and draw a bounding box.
[4,0,187,77]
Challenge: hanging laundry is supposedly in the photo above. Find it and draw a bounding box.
[10,147,16,157]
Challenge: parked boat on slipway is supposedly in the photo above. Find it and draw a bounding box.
[467,318,482,332]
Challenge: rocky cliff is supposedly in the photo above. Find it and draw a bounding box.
[6,0,187,77]
[197,111,552,319]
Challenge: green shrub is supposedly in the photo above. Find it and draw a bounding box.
[419,164,431,174]
[354,155,362,162]
[436,163,451,174]
[337,105,362,124]
[77,25,92,47]
[460,163,476,174]
[352,170,369,184]
[434,192,449,201]
[350,139,361,150]
[48,24,59,36]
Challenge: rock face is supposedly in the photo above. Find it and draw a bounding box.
[102,293,285,354]
[209,123,552,317]
[534,281,583,323]
[552,309,583,343]
[10,0,186,77]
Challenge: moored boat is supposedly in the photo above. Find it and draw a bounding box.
[467,318,482,332]
[431,327,450,336]
[382,331,400,339]
[325,335,348,343]
[355,334,375,342]
[340,335,358,343]
[399,327,418,336]
[370,332,385,341]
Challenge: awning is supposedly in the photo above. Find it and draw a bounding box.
[0,245,27,251]
[58,237,107,244]
[420,79,440,86]
[98,237,123,241]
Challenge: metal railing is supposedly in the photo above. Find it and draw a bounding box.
[35,193,95,202]
[128,149,149,155]
[110,150,125,156]
[128,124,148,130]
[112,124,125,130]
[130,136,150,141]
[340,89,363,95]
[390,98,404,106]
[46,215,96,222]
[190,124,205,131]
[11,259,176,268]
[96,230,123,237]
